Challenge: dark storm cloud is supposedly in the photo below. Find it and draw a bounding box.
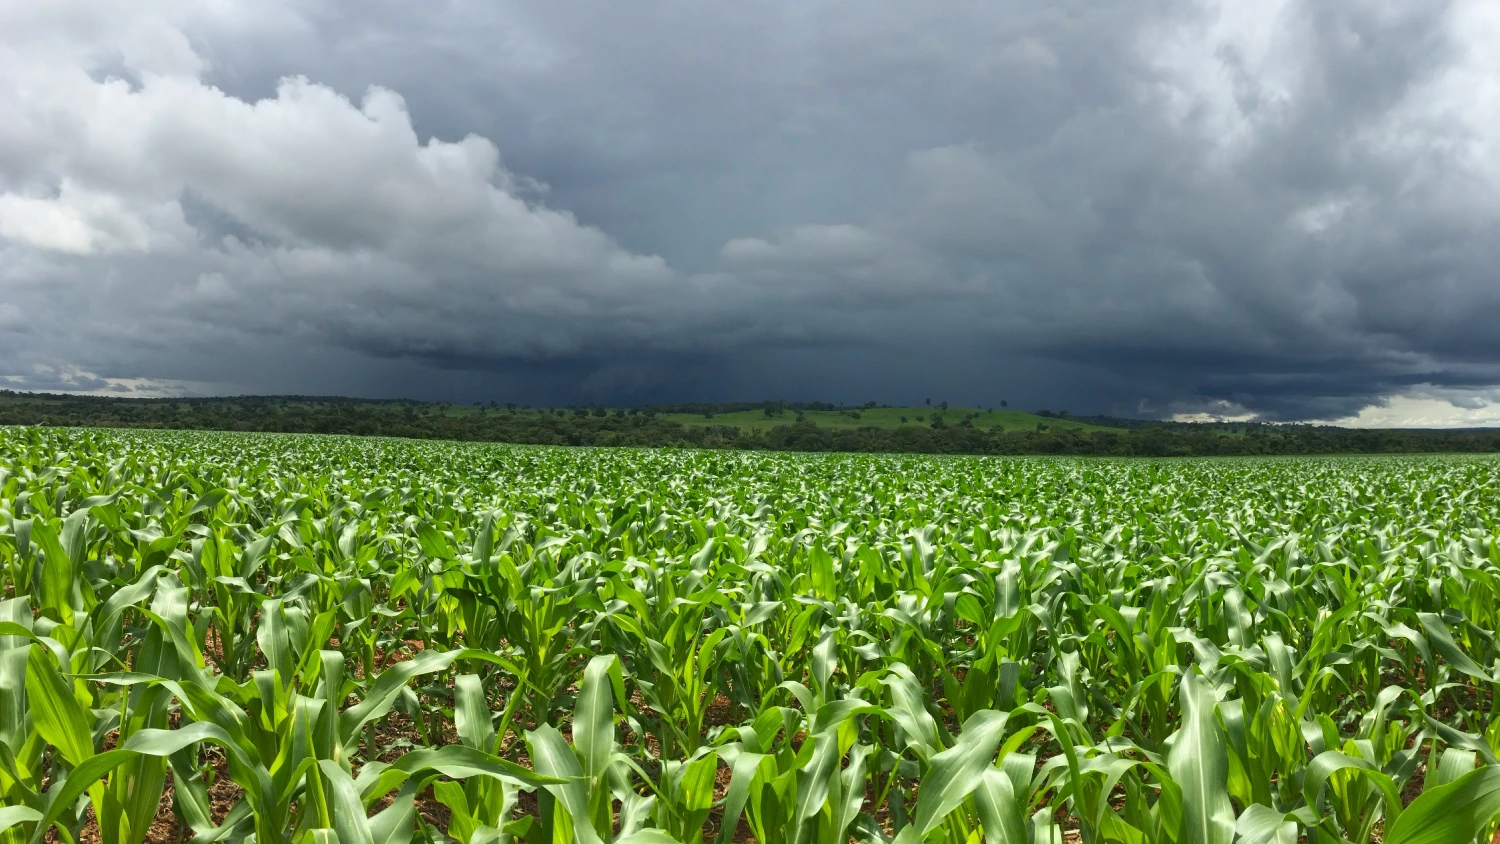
[1,0,1498,422]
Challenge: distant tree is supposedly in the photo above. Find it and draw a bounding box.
[900,416,908,423]
[764,407,775,418]
[864,401,876,409]
[930,415,946,430]
[592,406,607,417]
[1000,400,1008,408]
[613,409,625,418]
[916,415,925,421]
[925,397,931,406]
[1036,422,1048,431]
[939,401,949,411]
[1037,409,1054,417]
[795,411,806,422]
[1059,410,1071,418]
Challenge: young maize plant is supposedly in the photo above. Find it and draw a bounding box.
[5,426,1500,844]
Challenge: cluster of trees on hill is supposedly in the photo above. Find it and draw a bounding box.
[4,391,1500,456]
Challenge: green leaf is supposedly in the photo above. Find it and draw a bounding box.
[1418,613,1492,683]
[572,655,620,779]
[257,598,293,685]
[1166,672,1234,844]
[454,674,496,754]
[1384,765,1500,844]
[390,745,564,789]
[1302,751,1403,828]
[615,832,684,844]
[417,523,455,559]
[30,518,75,624]
[433,780,478,843]
[712,751,767,844]
[340,649,464,746]
[29,750,135,844]
[972,769,1027,844]
[0,806,41,836]
[320,760,376,844]
[1435,749,1478,788]
[882,664,940,760]
[189,488,228,515]
[1234,804,1298,844]
[525,724,601,844]
[911,710,1011,835]
[25,645,94,766]
[368,781,421,844]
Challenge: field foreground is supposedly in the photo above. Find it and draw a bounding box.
[4,428,1500,844]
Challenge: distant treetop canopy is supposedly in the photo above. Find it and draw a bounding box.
[1,392,1497,456]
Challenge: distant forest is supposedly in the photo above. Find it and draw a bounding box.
[3,391,1500,456]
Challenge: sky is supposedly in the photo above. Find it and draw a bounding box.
[2,1,1499,426]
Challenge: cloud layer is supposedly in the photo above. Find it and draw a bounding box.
[2,0,1499,421]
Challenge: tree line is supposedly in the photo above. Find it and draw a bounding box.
[3,391,1499,456]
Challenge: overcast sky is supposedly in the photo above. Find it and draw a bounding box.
[2,1,1499,425]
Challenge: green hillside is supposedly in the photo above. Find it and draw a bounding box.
[663,405,1118,432]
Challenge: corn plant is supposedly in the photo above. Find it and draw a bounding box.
[4,428,1500,843]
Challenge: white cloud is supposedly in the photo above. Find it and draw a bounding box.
[0,181,188,254]
[0,0,696,383]
[0,193,99,254]
[1314,391,1500,428]
[1168,398,1258,424]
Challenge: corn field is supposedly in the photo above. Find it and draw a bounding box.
[5,428,1500,844]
